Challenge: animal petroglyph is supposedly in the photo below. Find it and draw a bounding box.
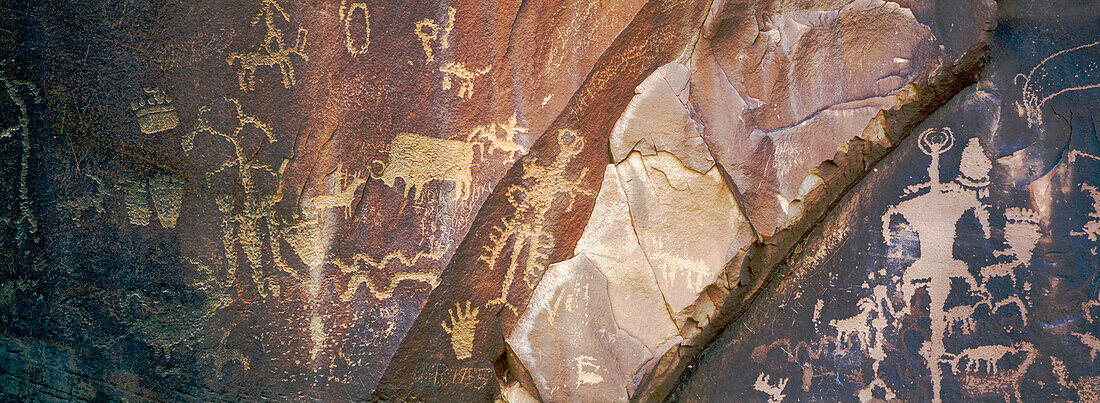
[1,71,38,249]
[482,130,592,314]
[575,356,604,386]
[414,7,454,64]
[308,164,366,219]
[441,301,479,360]
[130,87,179,134]
[340,0,370,55]
[228,0,308,90]
[440,62,491,99]
[465,112,529,158]
[754,373,789,403]
[333,249,442,303]
[950,342,1038,402]
[371,132,475,202]
[1015,40,1100,127]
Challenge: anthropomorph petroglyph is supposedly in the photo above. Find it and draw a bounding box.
[414,7,455,64]
[185,98,297,297]
[441,300,479,360]
[130,87,179,134]
[1,70,38,249]
[872,129,1040,402]
[440,62,491,99]
[482,129,593,314]
[1015,40,1100,127]
[465,112,529,158]
[340,0,370,55]
[228,0,309,90]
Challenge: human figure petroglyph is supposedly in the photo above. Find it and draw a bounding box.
[371,133,476,202]
[340,0,370,55]
[880,128,993,402]
[483,130,593,314]
[228,0,309,90]
[441,301,479,360]
[1016,40,1100,127]
[873,129,1044,402]
[186,98,291,297]
[414,7,455,64]
[465,112,529,158]
[229,28,308,90]
[440,62,491,99]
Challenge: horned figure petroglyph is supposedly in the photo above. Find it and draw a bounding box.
[228,0,309,90]
[1015,40,1100,127]
[880,128,991,402]
[874,128,1042,402]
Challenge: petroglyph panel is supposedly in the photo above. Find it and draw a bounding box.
[8,0,1097,401]
[676,9,1100,398]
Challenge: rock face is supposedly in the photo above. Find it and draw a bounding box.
[0,0,1093,402]
[675,0,1100,401]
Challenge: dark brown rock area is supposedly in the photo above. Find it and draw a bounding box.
[0,0,1095,401]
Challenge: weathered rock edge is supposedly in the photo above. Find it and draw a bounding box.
[635,40,991,402]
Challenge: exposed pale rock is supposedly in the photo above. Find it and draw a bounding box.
[508,255,649,402]
[692,0,954,236]
[573,166,679,353]
[610,62,713,173]
[615,151,754,319]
